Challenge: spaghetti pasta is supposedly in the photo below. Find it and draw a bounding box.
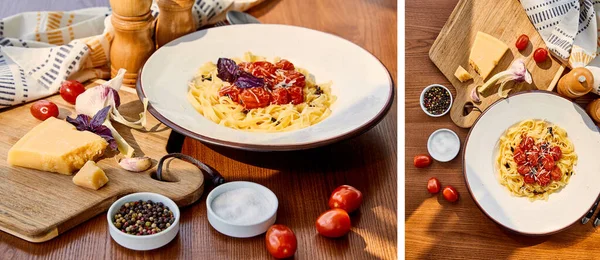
[496,120,577,201]
[187,52,336,132]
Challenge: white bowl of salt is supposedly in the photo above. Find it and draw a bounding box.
[206,181,278,238]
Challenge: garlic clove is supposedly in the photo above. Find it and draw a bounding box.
[470,87,481,103]
[118,157,152,172]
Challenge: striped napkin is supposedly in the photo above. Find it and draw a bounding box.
[0,0,263,108]
[520,0,600,68]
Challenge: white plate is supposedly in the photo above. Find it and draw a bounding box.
[464,91,600,235]
[137,24,394,151]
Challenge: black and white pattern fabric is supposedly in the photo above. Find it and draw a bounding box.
[521,0,600,68]
[0,0,264,108]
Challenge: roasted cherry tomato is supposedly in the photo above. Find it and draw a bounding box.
[30,100,59,120]
[316,208,351,238]
[442,186,459,202]
[329,185,363,213]
[288,86,304,105]
[414,154,433,168]
[517,165,531,175]
[218,85,242,103]
[59,80,86,105]
[275,59,295,70]
[537,169,551,186]
[427,177,441,194]
[239,87,271,109]
[520,136,534,151]
[513,148,526,165]
[265,225,297,259]
[249,61,277,79]
[276,69,306,88]
[533,48,548,63]
[523,174,536,184]
[515,34,529,51]
[551,166,562,181]
[526,151,539,165]
[550,146,562,161]
[271,87,290,105]
[541,155,555,171]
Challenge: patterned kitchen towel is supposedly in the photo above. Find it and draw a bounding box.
[0,0,264,107]
[521,0,599,68]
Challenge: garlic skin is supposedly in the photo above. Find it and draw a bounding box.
[118,157,152,172]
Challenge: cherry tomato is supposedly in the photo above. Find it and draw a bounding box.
[550,146,562,161]
[275,59,295,70]
[513,150,526,165]
[249,61,277,79]
[537,169,551,186]
[520,136,534,151]
[533,48,548,63]
[427,177,441,194]
[526,151,539,165]
[315,208,351,238]
[30,100,59,120]
[59,80,86,105]
[523,173,536,184]
[277,69,306,88]
[271,87,290,105]
[551,166,562,181]
[265,225,297,259]
[329,185,363,213]
[515,34,529,51]
[517,165,531,175]
[288,86,304,105]
[218,85,241,103]
[239,87,271,109]
[541,155,555,171]
[442,186,459,202]
[414,154,432,168]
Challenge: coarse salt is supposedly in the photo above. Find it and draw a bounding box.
[211,187,272,225]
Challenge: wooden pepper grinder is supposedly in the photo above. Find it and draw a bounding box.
[557,67,594,99]
[155,0,195,48]
[109,0,156,87]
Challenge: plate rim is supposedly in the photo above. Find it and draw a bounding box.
[462,90,600,236]
[136,24,395,151]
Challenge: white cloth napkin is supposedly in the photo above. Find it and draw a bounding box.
[521,0,600,68]
[0,0,263,107]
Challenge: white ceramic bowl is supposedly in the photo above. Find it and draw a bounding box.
[464,91,600,235]
[137,24,394,151]
[107,192,180,250]
[206,181,278,238]
[420,84,453,117]
[427,128,460,162]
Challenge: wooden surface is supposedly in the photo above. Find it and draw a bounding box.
[0,0,397,259]
[407,0,600,259]
[0,80,204,242]
[429,0,564,128]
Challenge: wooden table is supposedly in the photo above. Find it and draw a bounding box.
[406,0,600,259]
[0,0,397,259]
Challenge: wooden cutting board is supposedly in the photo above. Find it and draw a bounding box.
[429,0,566,128]
[0,80,205,243]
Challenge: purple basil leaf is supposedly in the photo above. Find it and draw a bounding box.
[235,71,265,89]
[217,58,239,83]
[66,114,91,131]
[90,106,111,128]
[94,125,118,150]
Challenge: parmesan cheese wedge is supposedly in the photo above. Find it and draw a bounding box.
[73,161,109,190]
[469,32,509,80]
[454,65,473,82]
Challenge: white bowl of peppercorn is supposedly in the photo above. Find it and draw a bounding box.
[107,192,180,251]
[420,84,453,117]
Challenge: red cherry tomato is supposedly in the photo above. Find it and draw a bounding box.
[315,208,351,238]
[265,225,297,259]
[513,150,526,165]
[329,185,363,213]
[537,169,551,186]
[414,154,432,168]
[275,59,295,70]
[523,174,536,184]
[550,146,562,161]
[520,136,534,151]
[271,87,290,105]
[218,85,241,103]
[248,61,277,79]
[533,48,548,63]
[59,80,86,105]
[541,155,555,171]
[288,86,304,105]
[442,186,459,202]
[517,165,531,175]
[30,100,59,120]
[515,34,529,51]
[427,177,441,194]
[551,166,562,181]
[239,87,271,109]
